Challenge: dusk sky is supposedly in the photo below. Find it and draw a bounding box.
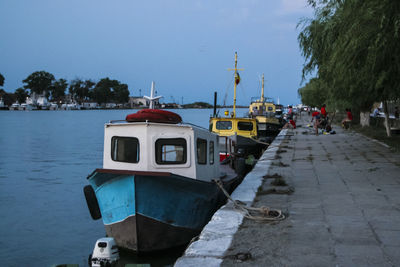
[0,0,312,106]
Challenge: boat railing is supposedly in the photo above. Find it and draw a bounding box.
[109,120,127,124]
[182,121,210,131]
[107,119,210,132]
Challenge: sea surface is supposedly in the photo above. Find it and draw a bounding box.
[0,108,248,267]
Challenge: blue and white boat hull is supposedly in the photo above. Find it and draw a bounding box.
[87,168,232,252]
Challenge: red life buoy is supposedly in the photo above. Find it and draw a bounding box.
[126,109,182,124]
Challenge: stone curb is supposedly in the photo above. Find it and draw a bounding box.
[174,129,289,267]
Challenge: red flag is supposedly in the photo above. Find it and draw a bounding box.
[235,72,240,85]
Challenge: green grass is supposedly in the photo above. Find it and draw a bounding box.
[351,125,400,152]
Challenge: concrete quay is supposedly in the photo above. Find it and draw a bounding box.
[176,115,400,267]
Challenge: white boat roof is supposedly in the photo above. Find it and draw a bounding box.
[106,120,209,132]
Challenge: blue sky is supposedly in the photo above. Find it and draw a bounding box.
[0,0,312,106]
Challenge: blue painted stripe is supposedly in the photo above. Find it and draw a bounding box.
[88,171,224,231]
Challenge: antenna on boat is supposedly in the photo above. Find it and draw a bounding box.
[144,81,162,109]
[228,52,244,118]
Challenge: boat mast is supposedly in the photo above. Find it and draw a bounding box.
[144,81,162,109]
[228,52,243,118]
[261,73,265,103]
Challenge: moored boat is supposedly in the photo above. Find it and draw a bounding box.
[209,52,267,162]
[18,103,36,111]
[9,102,20,110]
[84,83,241,253]
[248,74,282,141]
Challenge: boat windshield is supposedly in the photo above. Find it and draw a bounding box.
[216,121,232,130]
[238,122,253,131]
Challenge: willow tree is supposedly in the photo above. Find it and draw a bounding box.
[298,0,400,136]
[0,73,4,87]
[298,78,328,108]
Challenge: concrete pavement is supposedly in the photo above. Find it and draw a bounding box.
[176,114,400,267]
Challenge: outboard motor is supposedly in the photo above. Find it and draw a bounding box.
[89,237,119,267]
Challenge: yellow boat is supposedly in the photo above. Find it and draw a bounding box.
[209,52,266,162]
[249,74,282,139]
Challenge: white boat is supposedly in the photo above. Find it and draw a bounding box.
[49,103,58,110]
[9,102,20,110]
[18,103,36,111]
[61,103,80,110]
[83,82,242,252]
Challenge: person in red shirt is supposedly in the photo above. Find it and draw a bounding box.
[321,104,327,118]
[311,111,321,135]
[311,111,320,118]
[341,108,353,129]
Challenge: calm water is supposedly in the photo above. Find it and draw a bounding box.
[0,108,248,267]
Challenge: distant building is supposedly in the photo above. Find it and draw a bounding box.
[129,96,160,108]
[106,103,117,109]
[161,103,182,109]
[81,102,99,109]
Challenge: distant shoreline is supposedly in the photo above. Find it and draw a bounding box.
[1,106,249,111]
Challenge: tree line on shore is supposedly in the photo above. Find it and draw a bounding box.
[0,72,218,109]
[0,71,130,107]
[297,0,400,136]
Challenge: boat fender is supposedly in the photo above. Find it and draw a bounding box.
[126,109,182,124]
[84,185,102,220]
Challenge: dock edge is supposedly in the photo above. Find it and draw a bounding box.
[174,129,289,267]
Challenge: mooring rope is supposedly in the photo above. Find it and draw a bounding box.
[250,137,270,146]
[214,180,285,222]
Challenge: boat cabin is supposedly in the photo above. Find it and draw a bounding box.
[209,117,257,139]
[103,121,220,182]
[249,98,276,116]
[249,98,281,134]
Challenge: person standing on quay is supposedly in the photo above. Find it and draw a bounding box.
[311,111,321,135]
[321,104,327,118]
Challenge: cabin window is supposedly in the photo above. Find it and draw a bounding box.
[268,106,273,111]
[216,121,232,130]
[197,138,207,165]
[238,122,253,131]
[155,138,187,164]
[111,136,140,163]
[209,141,214,165]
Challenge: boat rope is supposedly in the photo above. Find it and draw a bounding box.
[214,180,285,222]
[223,76,234,107]
[250,138,270,146]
